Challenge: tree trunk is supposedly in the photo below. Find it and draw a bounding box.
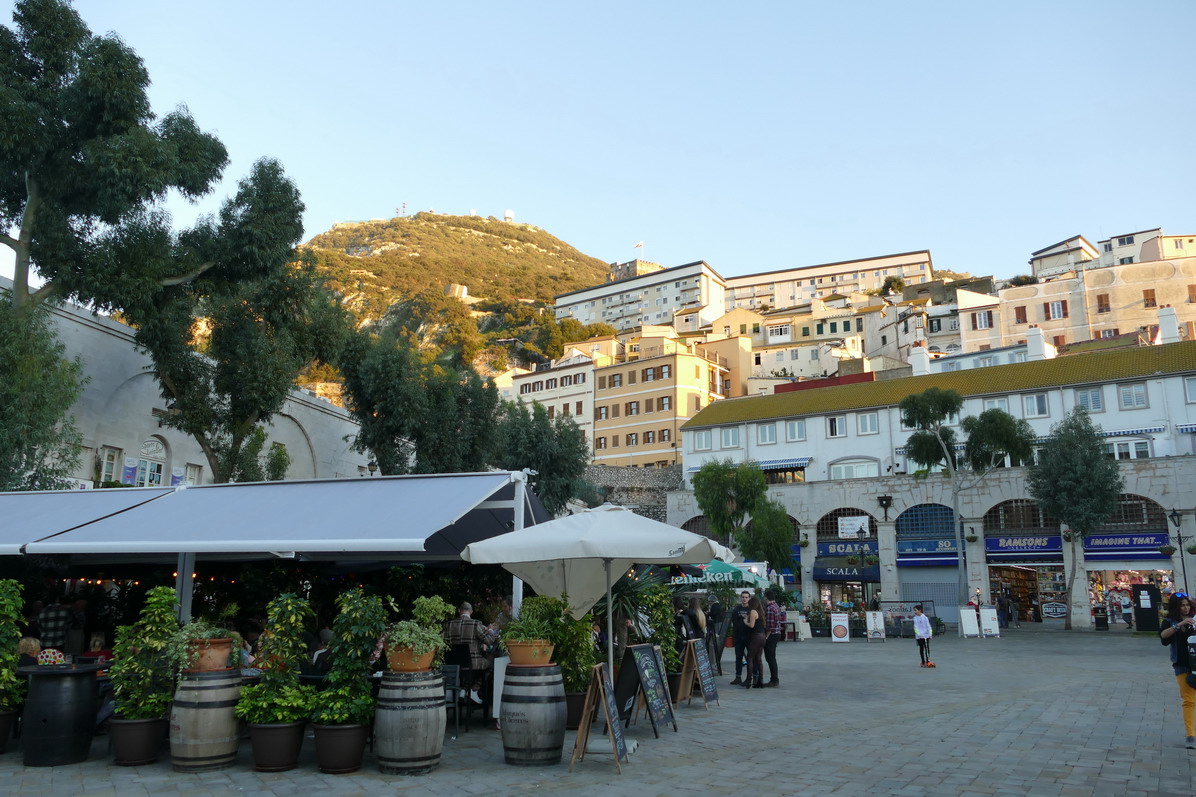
[1063,533,1079,631]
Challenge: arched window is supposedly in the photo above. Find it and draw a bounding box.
[682,515,729,546]
[982,499,1057,535]
[895,503,955,540]
[1091,494,1166,532]
[135,437,168,487]
[815,508,878,542]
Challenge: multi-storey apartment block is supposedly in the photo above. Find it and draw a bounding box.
[553,260,726,332]
[510,345,607,441]
[723,250,935,311]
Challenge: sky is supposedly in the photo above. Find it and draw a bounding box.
[6,0,1196,283]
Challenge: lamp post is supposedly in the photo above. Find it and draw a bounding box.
[857,527,868,614]
[367,460,377,477]
[877,495,893,522]
[1168,509,1190,593]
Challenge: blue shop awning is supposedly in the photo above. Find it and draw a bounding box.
[689,457,811,473]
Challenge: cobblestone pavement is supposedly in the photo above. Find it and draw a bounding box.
[1,624,1192,796]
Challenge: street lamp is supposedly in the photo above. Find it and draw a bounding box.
[367,460,377,477]
[1169,509,1189,593]
[877,495,893,521]
[857,526,869,612]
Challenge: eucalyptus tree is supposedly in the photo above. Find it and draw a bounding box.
[1027,408,1123,629]
[692,458,794,574]
[900,387,1036,607]
[491,400,590,517]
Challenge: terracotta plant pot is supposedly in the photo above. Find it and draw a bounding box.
[185,637,234,672]
[249,721,307,772]
[110,716,168,766]
[313,723,370,774]
[505,640,554,666]
[387,646,436,672]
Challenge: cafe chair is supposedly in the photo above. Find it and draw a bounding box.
[441,664,466,739]
[443,644,479,728]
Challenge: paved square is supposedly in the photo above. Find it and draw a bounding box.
[1,624,1192,796]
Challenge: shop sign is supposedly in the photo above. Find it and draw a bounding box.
[813,565,880,582]
[1041,602,1068,619]
[897,539,958,554]
[818,541,877,557]
[1083,533,1169,551]
[788,544,803,562]
[669,571,752,586]
[984,535,1062,553]
[836,515,871,540]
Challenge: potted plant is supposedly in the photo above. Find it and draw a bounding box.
[501,615,556,665]
[965,534,979,543]
[862,555,880,566]
[383,595,455,672]
[1159,544,1178,557]
[845,554,860,565]
[1187,545,1196,556]
[174,618,236,673]
[310,588,387,774]
[107,586,180,765]
[514,596,596,728]
[0,580,25,752]
[798,538,810,548]
[235,593,316,772]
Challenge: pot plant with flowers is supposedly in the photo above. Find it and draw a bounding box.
[310,588,387,774]
[501,595,565,666]
[0,579,25,752]
[235,593,316,772]
[383,595,455,672]
[107,586,181,765]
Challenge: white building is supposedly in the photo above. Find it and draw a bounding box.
[511,346,601,442]
[724,250,935,311]
[553,260,726,332]
[669,339,1196,628]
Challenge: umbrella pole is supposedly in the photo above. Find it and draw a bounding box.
[605,558,614,677]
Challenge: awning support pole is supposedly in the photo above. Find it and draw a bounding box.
[512,472,525,617]
[605,558,614,676]
[176,551,195,623]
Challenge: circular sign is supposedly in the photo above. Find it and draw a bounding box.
[832,625,848,638]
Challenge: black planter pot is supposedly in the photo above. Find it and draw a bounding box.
[110,717,168,766]
[249,721,307,772]
[811,627,830,637]
[0,709,17,754]
[666,673,683,704]
[313,723,369,774]
[564,692,587,730]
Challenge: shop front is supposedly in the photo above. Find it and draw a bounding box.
[985,534,1064,623]
[1084,532,1174,621]
[813,509,880,608]
[813,561,881,608]
[895,503,961,624]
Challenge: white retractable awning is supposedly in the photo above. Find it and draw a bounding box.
[0,486,173,555]
[20,472,521,557]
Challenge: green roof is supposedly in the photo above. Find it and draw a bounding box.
[682,341,1196,429]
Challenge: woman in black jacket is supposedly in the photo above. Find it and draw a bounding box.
[1160,592,1196,749]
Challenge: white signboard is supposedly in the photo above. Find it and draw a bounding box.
[830,612,851,643]
[979,606,1000,638]
[865,611,886,641]
[836,515,871,540]
[959,606,981,638]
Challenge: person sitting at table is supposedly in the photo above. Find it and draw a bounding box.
[445,602,493,706]
[17,637,40,667]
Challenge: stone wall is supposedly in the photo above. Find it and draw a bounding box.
[583,464,682,522]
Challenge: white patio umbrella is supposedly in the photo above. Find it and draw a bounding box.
[460,503,734,675]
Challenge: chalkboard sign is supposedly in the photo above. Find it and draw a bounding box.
[691,639,719,706]
[613,644,677,736]
[569,664,626,774]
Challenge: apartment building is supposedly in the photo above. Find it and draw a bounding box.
[723,250,935,311]
[510,344,617,442]
[669,339,1196,627]
[553,260,726,331]
[1030,228,1196,280]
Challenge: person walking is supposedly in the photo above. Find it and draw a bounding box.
[913,605,934,668]
[1121,593,1134,629]
[742,596,767,689]
[729,591,751,686]
[1159,592,1196,748]
[763,590,784,687]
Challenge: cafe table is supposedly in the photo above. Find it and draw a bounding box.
[17,663,106,766]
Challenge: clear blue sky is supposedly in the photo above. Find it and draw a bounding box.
[9,1,1196,282]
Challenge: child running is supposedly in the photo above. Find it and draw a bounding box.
[913,605,934,668]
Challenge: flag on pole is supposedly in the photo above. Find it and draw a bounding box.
[634,241,643,249]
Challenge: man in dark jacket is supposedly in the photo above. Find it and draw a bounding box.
[729,591,751,686]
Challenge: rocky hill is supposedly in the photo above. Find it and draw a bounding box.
[305,213,609,318]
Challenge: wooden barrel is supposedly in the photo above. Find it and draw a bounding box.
[375,670,446,775]
[500,664,566,766]
[169,669,241,772]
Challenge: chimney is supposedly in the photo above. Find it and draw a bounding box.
[909,345,931,376]
[1158,305,1180,344]
[1026,326,1047,361]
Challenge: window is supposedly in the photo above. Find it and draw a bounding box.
[829,322,837,334]
[1189,285,1196,304]
[597,375,607,389]
[627,433,638,446]
[850,411,876,435]
[1103,242,1113,253]
[971,310,993,330]
[775,352,784,362]
[1104,440,1151,460]
[786,419,806,441]
[752,324,760,334]
[816,323,824,335]
[801,326,810,337]
[1119,257,1134,265]
[99,446,121,484]
[790,349,800,361]
[1023,394,1048,418]
[660,395,672,411]
[609,374,622,388]
[644,367,655,382]
[1096,294,1111,313]
[576,402,583,415]
[611,404,620,418]
[184,463,203,485]
[754,353,762,366]
[548,406,555,419]
[627,401,639,416]
[942,361,960,372]
[661,428,671,442]
[827,416,847,437]
[645,431,655,444]
[721,427,740,448]
[560,404,569,416]
[1075,388,1103,412]
[983,397,1009,412]
[1118,383,1148,409]
[519,383,532,395]
[1013,306,1027,325]
[612,435,620,448]
[1043,300,1068,320]
[929,318,942,333]
[661,365,671,379]
[1143,289,1157,308]
[767,325,791,339]
[546,378,558,390]
[597,406,608,420]
[1117,235,1135,246]
[628,370,637,384]
[974,356,994,368]
[1177,239,1186,250]
[811,349,820,361]
[740,324,747,334]
[830,459,880,480]
[134,438,166,487]
[1100,329,1119,339]
[757,423,777,445]
[561,375,572,387]
[645,398,655,413]
[596,437,607,450]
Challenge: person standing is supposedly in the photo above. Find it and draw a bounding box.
[38,595,73,651]
[1121,593,1134,629]
[1159,593,1196,748]
[706,597,726,675]
[913,605,933,668]
[686,596,706,640]
[743,597,767,689]
[729,591,751,686]
[763,590,784,687]
[1106,592,1120,625]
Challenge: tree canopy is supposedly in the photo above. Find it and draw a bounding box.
[691,459,794,572]
[1027,408,1124,629]
[1,0,228,309]
[490,401,590,517]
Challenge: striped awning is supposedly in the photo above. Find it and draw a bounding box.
[1032,426,1166,444]
[688,457,811,473]
[895,443,964,456]
[1177,424,1196,434]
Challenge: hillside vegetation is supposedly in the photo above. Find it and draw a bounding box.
[306,212,609,318]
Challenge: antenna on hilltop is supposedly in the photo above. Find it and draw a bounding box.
[395,202,407,218]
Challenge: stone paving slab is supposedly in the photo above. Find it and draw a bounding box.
[1,626,1193,796]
